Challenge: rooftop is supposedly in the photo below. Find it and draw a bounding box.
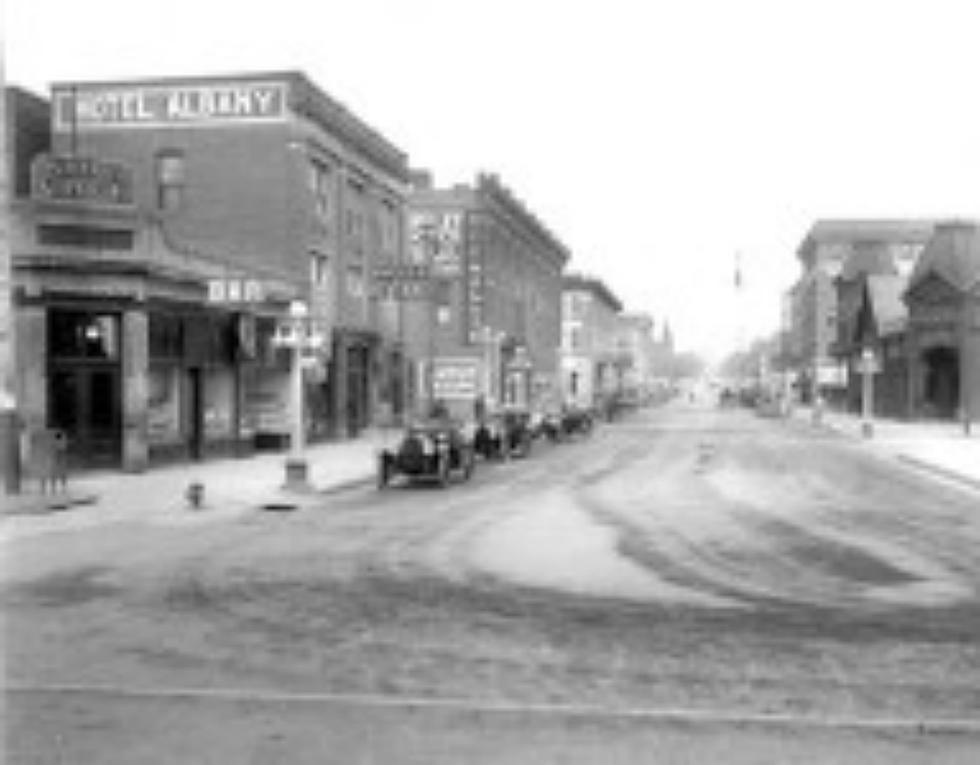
[562,272,623,312]
[908,220,980,295]
[797,219,935,268]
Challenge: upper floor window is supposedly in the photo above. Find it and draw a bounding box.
[310,252,330,287]
[308,160,333,222]
[155,150,186,212]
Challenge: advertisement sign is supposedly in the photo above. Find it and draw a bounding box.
[432,358,481,400]
[409,211,463,276]
[53,81,289,129]
[31,154,133,205]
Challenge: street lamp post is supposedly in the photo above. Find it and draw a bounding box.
[273,299,322,490]
[859,347,877,439]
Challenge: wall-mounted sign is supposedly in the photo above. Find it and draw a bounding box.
[207,278,265,304]
[31,154,133,205]
[432,358,480,400]
[52,81,289,130]
[409,211,463,276]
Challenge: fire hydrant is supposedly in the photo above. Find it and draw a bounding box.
[185,481,205,509]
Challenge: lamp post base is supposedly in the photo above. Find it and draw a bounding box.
[283,457,310,491]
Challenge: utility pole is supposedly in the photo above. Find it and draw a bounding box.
[1,57,22,494]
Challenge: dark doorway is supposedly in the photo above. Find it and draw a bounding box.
[186,368,204,460]
[48,310,123,468]
[922,346,960,418]
[49,366,121,468]
[346,345,370,437]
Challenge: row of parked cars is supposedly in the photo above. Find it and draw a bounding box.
[376,405,596,489]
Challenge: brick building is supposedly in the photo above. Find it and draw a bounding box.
[905,220,980,423]
[560,273,623,410]
[791,219,933,402]
[7,72,411,471]
[406,173,568,419]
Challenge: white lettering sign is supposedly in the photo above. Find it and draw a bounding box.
[54,81,289,130]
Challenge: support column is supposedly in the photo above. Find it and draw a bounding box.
[122,308,149,472]
[906,329,920,420]
[15,304,46,437]
[332,333,348,438]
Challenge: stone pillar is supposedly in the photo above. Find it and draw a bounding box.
[15,304,47,436]
[963,298,980,424]
[333,333,348,438]
[122,308,149,472]
[905,328,920,420]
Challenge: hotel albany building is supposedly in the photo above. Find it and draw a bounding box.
[7,72,411,471]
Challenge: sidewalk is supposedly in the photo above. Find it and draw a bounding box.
[1,428,389,532]
[791,405,980,492]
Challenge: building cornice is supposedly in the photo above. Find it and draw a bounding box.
[476,173,570,271]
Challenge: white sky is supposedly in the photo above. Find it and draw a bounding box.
[5,0,979,362]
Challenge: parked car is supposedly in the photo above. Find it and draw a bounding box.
[530,409,563,443]
[377,419,475,488]
[474,407,534,459]
[560,405,594,437]
[501,408,534,457]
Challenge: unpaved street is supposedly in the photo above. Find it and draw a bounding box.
[3,403,980,762]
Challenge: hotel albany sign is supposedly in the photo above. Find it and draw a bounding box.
[52,80,289,130]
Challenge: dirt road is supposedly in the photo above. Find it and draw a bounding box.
[3,403,979,762]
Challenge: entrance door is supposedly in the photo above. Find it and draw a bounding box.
[186,368,204,460]
[923,346,960,418]
[49,366,122,468]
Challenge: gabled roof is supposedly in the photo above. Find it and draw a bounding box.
[908,220,980,296]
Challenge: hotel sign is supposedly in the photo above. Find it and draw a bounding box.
[31,154,134,205]
[53,81,289,129]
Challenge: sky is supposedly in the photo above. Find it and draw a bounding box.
[4,0,979,363]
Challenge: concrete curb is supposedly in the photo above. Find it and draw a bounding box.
[895,454,980,494]
[1,492,99,516]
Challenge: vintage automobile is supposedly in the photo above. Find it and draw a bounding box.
[474,407,534,459]
[559,405,594,437]
[529,409,564,443]
[377,419,476,488]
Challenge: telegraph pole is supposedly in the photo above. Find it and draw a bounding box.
[1,57,22,494]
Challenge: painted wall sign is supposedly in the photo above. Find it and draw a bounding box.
[409,211,463,276]
[31,154,134,204]
[52,81,289,129]
[432,358,480,400]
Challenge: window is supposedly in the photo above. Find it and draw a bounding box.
[310,253,330,286]
[346,266,365,299]
[156,150,186,212]
[49,311,120,359]
[38,224,133,250]
[308,160,333,221]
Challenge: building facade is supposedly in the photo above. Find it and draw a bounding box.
[905,221,980,423]
[791,219,933,402]
[8,72,411,471]
[560,274,623,410]
[406,173,568,420]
